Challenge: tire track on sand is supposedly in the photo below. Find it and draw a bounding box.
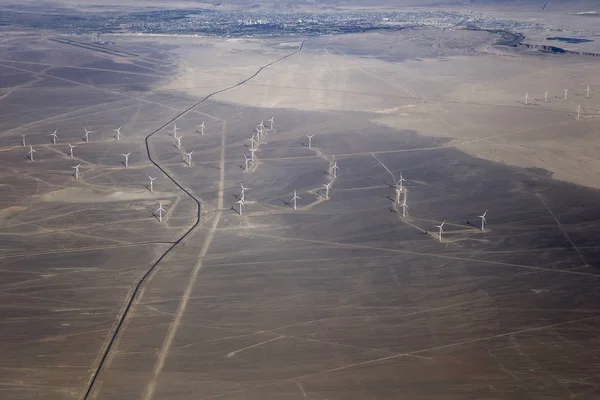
[83,41,305,400]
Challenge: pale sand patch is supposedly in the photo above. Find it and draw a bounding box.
[37,187,163,203]
[0,206,27,218]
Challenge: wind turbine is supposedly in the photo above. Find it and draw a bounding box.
[478,210,487,231]
[235,198,245,216]
[122,152,131,167]
[291,190,301,210]
[250,147,256,164]
[175,132,183,150]
[240,183,250,201]
[114,126,122,141]
[544,90,548,103]
[323,182,331,199]
[577,105,582,119]
[306,134,314,149]
[170,123,178,137]
[197,121,205,135]
[564,89,568,100]
[83,128,94,143]
[244,154,251,171]
[586,85,591,98]
[268,116,275,130]
[397,173,407,191]
[434,221,445,242]
[148,176,157,192]
[525,92,528,105]
[50,130,58,144]
[27,145,37,162]
[332,160,340,178]
[68,143,76,158]
[185,150,194,166]
[21,134,26,147]
[400,197,408,218]
[72,163,81,180]
[155,202,165,222]
[395,187,402,204]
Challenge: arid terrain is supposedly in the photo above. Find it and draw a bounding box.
[2,2,600,399]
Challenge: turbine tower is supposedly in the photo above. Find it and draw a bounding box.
[170,123,178,137]
[185,150,194,166]
[148,176,157,192]
[268,116,275,130]
[21,134,26,147]
[156,202,165,222]
[28,145,37,162]
[114,126,122,141]
[291,190,301,210]
[83,128,94,143]
[122,152,131,167]
[306,134,314,149]
[72,163,81,180]
[397,173,407,191]
[198,121,205,135]
[240,183,250,201]
[400,197,408,218]
[478,210,487,231]
[564,88,568,100]
[50,130,58,144]
[235,198,245,216]
[577,105,582,119]
[244,154,251,171]
[175,133,183,150]
[586,85,591,98]
[434,221,445,242]
[68,143,76,158]
[332,160,340,178]
[323,182,331,199]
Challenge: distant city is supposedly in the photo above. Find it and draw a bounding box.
[0,7,549,38]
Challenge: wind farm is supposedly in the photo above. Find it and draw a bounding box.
[2,4,600,400]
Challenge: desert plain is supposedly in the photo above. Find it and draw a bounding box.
[2,2,600,399]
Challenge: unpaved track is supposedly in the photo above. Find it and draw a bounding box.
[82,41,305,400]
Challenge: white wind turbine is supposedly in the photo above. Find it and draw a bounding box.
[395,186,402,204]
[68,143,76,158]
[478,210,487,231]
[50,130,58,144]
[397,173,407,191]
[185,150,194,166]
[235,198,245,216]
[564,89,568,100]
[268,116,275,130]
[27,145,37,162]
[244,154,251,171]
[248,135,258,151]
[291,190,301,210]
[434,221,445,242]
[400,196,408,218]
[72,163,81,180]
[240,183,250,201]
[170,123,178,137]
[577,105,582,119]
[114,126,122,141]
[155,202,166,222]
[332,160,340,178]
[148,176,157,192]
[525,92,529,105]
[197,121,205,135]
[323,182,331,199]
[122,152,131,167]
[586,86,591,98]
[544,90,548,103]
[21,134,26,147]
[175,132,183,150]
[306,134,314,149]
[83,128,94,143]
[249,147,257,164]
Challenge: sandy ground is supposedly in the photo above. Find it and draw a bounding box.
[2,7,600,400]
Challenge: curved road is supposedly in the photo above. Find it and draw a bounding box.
[82,40,305,400]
